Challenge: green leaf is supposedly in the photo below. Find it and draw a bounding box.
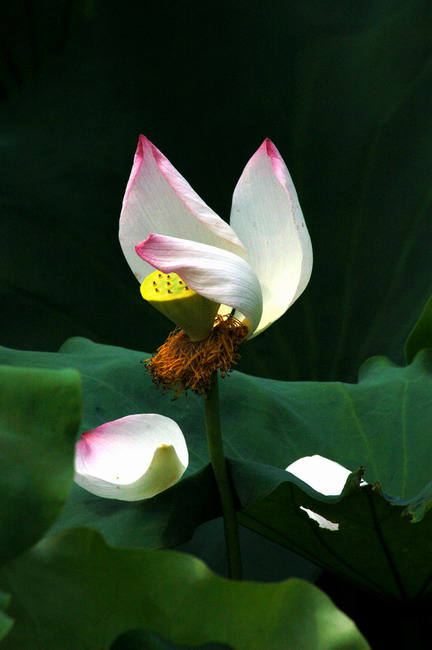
[405,295,432,363]
[54,465,221,550]
[5,337,432,503]
[0,527,369,650]
[2,339,432,602]
[0,365,82,565]
[0,590,13,642]
[230,460,432,602]
[0,339,223,549]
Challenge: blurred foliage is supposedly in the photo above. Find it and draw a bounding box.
[0,591,13,642]
[111,628,233,650]
[0,365,81,566]
[1,0,431,382]
[405,294,432,363]
[0,528,369,650]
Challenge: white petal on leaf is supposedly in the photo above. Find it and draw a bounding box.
[299,507,340,531]
[74,414,188,501]
[286,455,366,531]
[286,455,353,496]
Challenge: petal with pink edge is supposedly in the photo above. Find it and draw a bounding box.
[119,136,246,283]
[74,414,188,501]
[230,139,313,337]
[136,233,263,336]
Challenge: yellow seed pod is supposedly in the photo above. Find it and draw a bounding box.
[140,270,220,341]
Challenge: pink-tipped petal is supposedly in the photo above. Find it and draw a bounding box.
[136,233,263,336]
[230,139,313,337]
[119,136,246,283]
[74,414,188,501]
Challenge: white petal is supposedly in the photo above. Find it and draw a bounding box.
[299,507,340,531]
[74,414,188,501]
[230,139,313,337]
[136,233,263,336]
[119,136,246,283]
[286,455,352,496]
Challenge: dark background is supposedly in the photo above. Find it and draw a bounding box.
[1,0,432,382]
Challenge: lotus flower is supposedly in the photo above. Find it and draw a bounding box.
[74,414,188,501]
[119,136,312,339]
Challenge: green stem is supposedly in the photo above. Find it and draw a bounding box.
[204,373,242,580]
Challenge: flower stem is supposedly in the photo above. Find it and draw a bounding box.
[204,373,242,580]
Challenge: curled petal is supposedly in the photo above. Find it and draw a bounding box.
[230,139,313,337]
[119,135,246,283]
[74,414,188,501]
[136,233,263,336]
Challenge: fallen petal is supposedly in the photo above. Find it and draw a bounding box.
[74,414,188,501]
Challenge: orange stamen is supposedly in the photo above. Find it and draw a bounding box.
[144,315,249,397]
